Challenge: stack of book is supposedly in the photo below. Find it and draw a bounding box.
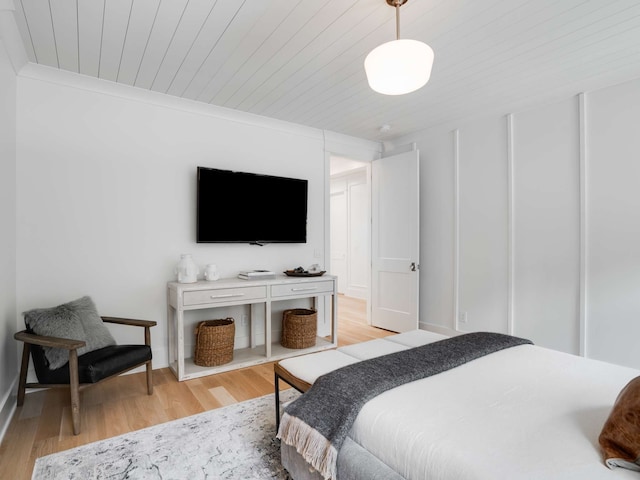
[238,270,276,280]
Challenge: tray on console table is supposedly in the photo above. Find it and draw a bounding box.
[283,270,326,277]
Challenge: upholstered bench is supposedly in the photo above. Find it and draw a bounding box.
[273,329,449,430]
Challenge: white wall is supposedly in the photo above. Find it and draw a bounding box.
[397,76,640,370]
[458,118,509,334]
[417,130,455,333]
[15,65,379,369]
[512,98,580,354]
[0,37,17,438]
[586,80,640,368]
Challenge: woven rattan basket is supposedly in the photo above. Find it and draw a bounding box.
[194,318,235,366]
[281,308,317,349]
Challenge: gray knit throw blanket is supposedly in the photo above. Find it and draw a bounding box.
[277,332,533,479]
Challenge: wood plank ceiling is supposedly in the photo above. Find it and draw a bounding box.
[12,0,640,141]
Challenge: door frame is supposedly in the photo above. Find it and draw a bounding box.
[325,143,419,329]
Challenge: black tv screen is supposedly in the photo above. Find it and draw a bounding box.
[197,166,308,244]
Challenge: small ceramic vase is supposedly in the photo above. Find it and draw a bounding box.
[204,264,220,281]
[175,254,199,283]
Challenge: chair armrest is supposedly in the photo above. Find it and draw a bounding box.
[14,330,86,350]
[101,317,157,328]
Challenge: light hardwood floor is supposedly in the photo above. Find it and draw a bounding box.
[0,295,392,480]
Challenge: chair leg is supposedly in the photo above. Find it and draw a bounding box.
[68,349,81,435]
[144,325,153,395]
[146,361,153,395]
[17,344,30,407]
[275,371,281,433]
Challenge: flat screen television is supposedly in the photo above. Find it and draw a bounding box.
[197,166,308,244]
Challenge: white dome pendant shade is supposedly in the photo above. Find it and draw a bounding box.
[365,39,434,95]
[364,0,434,95]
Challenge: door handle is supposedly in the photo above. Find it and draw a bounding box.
[410,262,418,271]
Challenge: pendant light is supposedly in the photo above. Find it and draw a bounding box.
[364,0,434,95]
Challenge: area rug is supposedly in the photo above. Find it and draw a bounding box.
[32,389,301,479]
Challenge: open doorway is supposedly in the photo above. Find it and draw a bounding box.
[330,155,371,324]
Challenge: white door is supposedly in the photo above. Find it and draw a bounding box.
[371,149,420,332]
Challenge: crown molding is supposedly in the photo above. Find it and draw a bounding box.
[323,130,382,161]
[18,62,328,140]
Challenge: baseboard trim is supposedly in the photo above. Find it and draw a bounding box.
[0,376,18,444]
[419,322,461,337]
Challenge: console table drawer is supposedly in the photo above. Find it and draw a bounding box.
[271,281,334,298]
[183,286,267,306]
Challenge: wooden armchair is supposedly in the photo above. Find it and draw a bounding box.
[15,316,156,435]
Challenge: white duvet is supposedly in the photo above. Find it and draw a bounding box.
[348,344,639,480]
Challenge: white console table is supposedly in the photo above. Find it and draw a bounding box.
[167,275,337,381]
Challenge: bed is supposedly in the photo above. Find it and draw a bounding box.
[274,330,640,480]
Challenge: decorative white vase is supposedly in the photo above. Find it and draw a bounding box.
[204,264,220,281]
[175,254,199,283]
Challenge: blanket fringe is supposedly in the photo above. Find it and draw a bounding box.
[277,412,338,480]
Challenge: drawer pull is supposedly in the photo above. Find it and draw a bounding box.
[291,287,318,292]
[210,293,245,299]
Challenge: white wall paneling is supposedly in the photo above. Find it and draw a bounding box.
[506,114,515,335]
[458,118,509,334]
[453,129,460,332]
[512,98,581,354]
[585,78,640,370]
[398,76,640,370]
[416,129,456,334]
[578,93,587,357]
